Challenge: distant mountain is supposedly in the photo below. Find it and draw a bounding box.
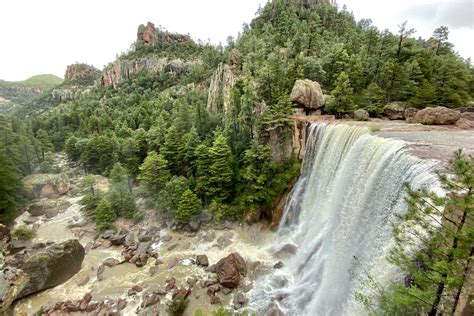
[0,74,63,114]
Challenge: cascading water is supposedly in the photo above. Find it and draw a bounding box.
[249,123,440,315]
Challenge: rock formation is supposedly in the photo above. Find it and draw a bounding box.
[101,58,198,89]
[215,252,247,288]
[383,102,406,120]
[64,63,100,85]
[1,240,85,311]
[23,173,70,199]
[136,22,191,47]
[413,106,461,125]
[290,79,324,113]
[353,109,369,121]
[207,63,235,113]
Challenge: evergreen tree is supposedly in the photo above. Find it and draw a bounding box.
[358,150,473,315]
[95,198,116,231]
[65,135,81,162]
[175,189,201,224]
[0,150,22,223]
[161,125,183,174]
[194,143,212,200]
[325,71,355,117]
[208,133,234,202]
[108,162,136,218]
[35,129,54,161]
[139,151,171,194]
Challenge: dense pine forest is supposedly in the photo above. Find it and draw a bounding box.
[1,0,473,224]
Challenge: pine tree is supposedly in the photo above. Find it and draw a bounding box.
[326,71,355,117]
[65,135,80,162]
[108,162,136,218]
[194,143,212,200]
[35,129,54,161]
[208,133,234,202]
[95,198,116,231]
[139,151,171,194]
[174,189,201,224]
[358,150,474,315]
[0,150,22,223]
[161,125,183,175]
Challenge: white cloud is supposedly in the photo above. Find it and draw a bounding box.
[0,0,471,81]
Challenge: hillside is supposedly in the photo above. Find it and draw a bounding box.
[0,74,63,114]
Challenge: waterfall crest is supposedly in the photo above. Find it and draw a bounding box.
[249,123,439,315]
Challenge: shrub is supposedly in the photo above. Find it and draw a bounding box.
[12,225,36,240]
[168,298,188,316]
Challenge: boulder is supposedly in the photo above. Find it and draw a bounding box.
[0,267,28,312]
[353,109,369,121]
[290,79,324,110]
[196,255,209,267]
[274,244,297,259]
[413,106,461,125]
[173,288,191,301]
[383,102,406,120]
[404,107,419,123]
[27,200,58,216]
[138,227,157,242]
[141,293,160,308]
[4,239,84,305]
[102,258,120,268]
[233,292,248,309]
[110,229,128,246]
[23,173,70,199]
[215,253,247,289]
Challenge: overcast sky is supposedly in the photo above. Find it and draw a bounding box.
[0,0,472,81]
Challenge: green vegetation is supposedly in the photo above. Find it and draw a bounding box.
[175,189,201,224]
[1,0,472,227]
[168,298,188,316]
[12,225,36,240]
[357,150,473,315]
[95,198,116,232]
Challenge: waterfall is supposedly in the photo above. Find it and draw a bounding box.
[249,123,439,315]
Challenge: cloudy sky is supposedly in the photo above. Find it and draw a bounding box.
[0,0,472,81]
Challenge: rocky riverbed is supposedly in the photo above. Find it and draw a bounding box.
[1,160,280,315]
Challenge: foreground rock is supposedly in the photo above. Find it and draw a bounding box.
[23,173,70,199]
[413,106,461,125]
[290,79,324,111]
[0,268,28,313]
[215,252,247,289]
[1,239,85,310]
[383,102,406,120]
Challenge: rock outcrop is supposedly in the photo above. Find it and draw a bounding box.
[1,240,85,311]
[64,63,100,85]
[207,63,235,113]
[101,58,198,89]
[136,22,191,47]
[353,109,369,121]
[383,102,406,120]
[23,173,70,199]
[413,106,461,125]
[215,252,247,289]
[290,79,324,112]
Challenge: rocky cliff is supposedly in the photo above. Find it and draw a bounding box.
[64,63,100,85]
[207,63,235,113]
[100,58,199,89]
[136,22,191,47]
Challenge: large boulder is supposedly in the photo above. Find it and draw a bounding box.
[383,102,406,120]
[413,106,461,125]
[0,267,28,312]
[9,239,85,298]
[23,173,70,199]
[290,79,324,110]
[27,199,58,216]
[353,109,369,121]
[1,240,84,311]
[404,107,419,123]
[215,252,247,289]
